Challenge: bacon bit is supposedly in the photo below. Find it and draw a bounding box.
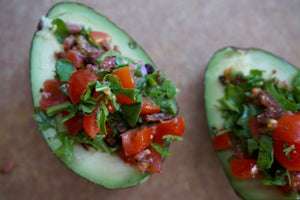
[283,81,290,89]
[63,35,76,52]
[103,132,117,147]
[134,149,151,161]
[102,38,112,51]
[81,143,90,151]
[144,113,172,123]
[54,51,65,60]
[85,64,100,74]
[134,149,153,174]
[66,22,83,35]
[1,161,16,174]
[157,71,163,84]
[219,75,227,85]
[101,56,116,70]
[113,45,121,54]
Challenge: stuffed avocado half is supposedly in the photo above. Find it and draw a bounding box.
[205,47,300,200]
[31,2,184,189]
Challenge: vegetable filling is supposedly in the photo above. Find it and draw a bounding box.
[214,67,300,197]
[34,18,185,174]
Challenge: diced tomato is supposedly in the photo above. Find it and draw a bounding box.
[230,158,259,178]
[68,70,98,104]
[248,116,263,139]
[111,66,136,104]
[39,79,68,110]
[101,56,116,70]
[272,115,300,170]
[66,23,82,35]
[83,105,100,139]
[62,50,84,69]
[146,147,162,173]
[121,126,156,156]
[273,115,300,143]
[116,147,136,165]
[213,131,232,149]
[154,117,185,145]
[62,112,83,136]
[89,31,111,45]
[140,98,161,115]
[274,140,300,171]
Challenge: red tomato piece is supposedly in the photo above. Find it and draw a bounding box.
[213,131,232,149]
[274,140,300,171]
[62,50,84,69]
[39,79,68,110]
[62,112,83,136]
[248,116,263,139]
[146,147,162,173]
[273,115,300,143]
[83,105,100,139]
[68,70,98,104]
[121,126,156,156]
[89,31,111,45]
[140,98,161,115]
[111,66,136,105]
[116,147,136,165]
[154,117,185,145]
[230,158,259,178]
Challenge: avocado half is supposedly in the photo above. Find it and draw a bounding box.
[30,2,161,189]
[204,47,299,200]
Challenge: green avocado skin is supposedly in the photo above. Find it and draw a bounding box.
[30,2,167,189]
[204,47,299,200]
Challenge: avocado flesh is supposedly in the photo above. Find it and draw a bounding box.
[30,2,161,189]
[204,47,299,200]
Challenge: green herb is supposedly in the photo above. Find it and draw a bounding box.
[96,101,109,135]
[257,135,274,169]
[107,75,143,102]
[264,80,298,112]
[215,129,230,136]
[53,135,73,164]
[120,103,142,127]
[45,101,77,121]
[59,84,69,96]
[293,70,300,103]
[283,143,295,160]
[286,169,292,187]
[247,137,259,155]
[151,142,172,157]
[73,133,118,153]
[137,71,179,116]
[51,18,71,43]
[261,168,287,186]
[55,60,76,81]
[162,135,183,141]
[34,109,55,131]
